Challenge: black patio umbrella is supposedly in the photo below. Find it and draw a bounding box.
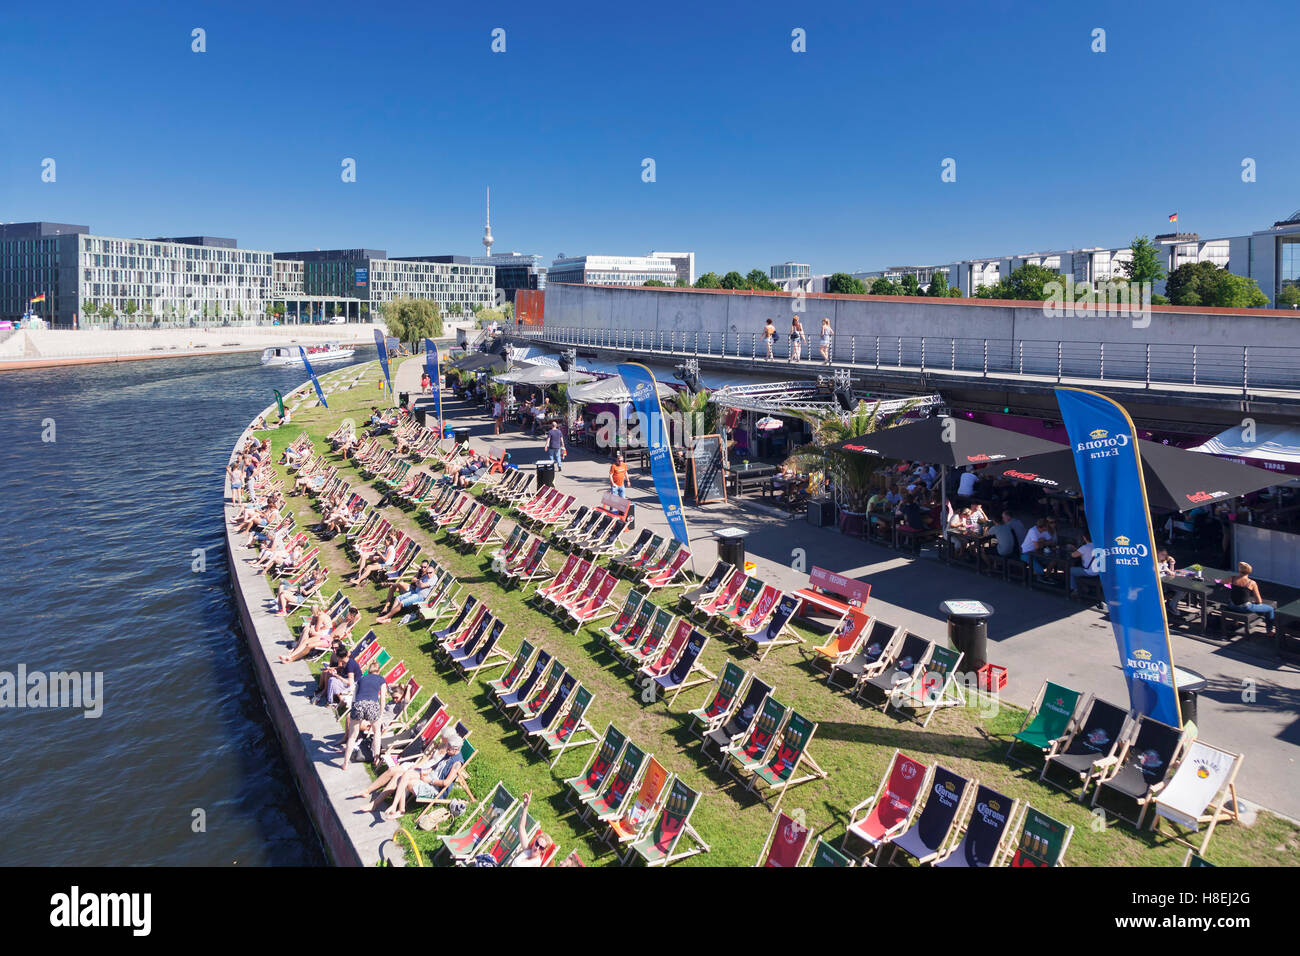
[448,352,508,372]
[990,439,1282,514]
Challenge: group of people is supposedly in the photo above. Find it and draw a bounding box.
[762,316,835,363]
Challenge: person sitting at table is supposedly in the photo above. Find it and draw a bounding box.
[897,493,926,530]
[1228,562,1276,633]
[1020,517,1056,576]
[1068,531,1102,596]
[946,506,974,554]
[991,511,1020,557]
[866,489,890,513]
[1002,510,1026,548]
[967,502,990,526]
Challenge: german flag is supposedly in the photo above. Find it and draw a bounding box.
[30,293,46,303]
[1167,213,1178,223]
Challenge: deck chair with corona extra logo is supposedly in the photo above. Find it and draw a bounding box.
[437,782,516,862]
[808,608,872,673]
[843,749,932,864]
[1091,715,1188,828]
[755,811,811,867]
[1007,805,1074,867]
[702,676,772,764]
[580,740,649,824]
[933,784,1020,868]
[886,644,966,728]
[1149,740,1244,855]
[649,627,715,708]
[536,685,600,768]
[688,660,748,732]
[624,777,709,866]
[884,765,973,866]
[1007,680,1084,767]
[564,724,627,806]
[740,593,804,661]
[746,711,828,814]
[1039,696,1131,799]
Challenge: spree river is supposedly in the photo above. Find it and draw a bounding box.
[0,349,376,865]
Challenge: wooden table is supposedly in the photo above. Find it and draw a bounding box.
[729,463,777,497]
[1161,566,1235,634]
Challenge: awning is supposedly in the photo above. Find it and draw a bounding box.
[496,364,594,386]
[1191,424,1300,477]
[568,374,676,404]
[710,380,942,417]
[993,439,1283,512]
[830,416,1067,466]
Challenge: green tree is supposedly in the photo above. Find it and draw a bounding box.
[382,296,443,350]
[674,277,688,287]
[1165,262,1267,308]
[643,279,668,286]
[719,271,747,289]
[869,277,902,295]
[99,302,114,319]
[927,270,949,296]
[1276,285,1300,308]
[979,264,1069,301]
[827,273,868,295]
[1215,272,1270,308]
[900,274,921,296]
[694,272,722,289]
[746,269,778,291]
[785,399,919,511]
[1121,235,1167,286]
[947,287,962,297]
[124,299,138,318]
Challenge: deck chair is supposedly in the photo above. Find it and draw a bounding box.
[581,740,648,824]
[1007,805,1075,867]
[856,632,935,708]
[565,724,627,806]
[509,659,567,724]
[537,685,600,768]
[1039,696,1131,799]
[885,644,966,728]
[829,620,899,690]
[1183,850,1215,867]
[565,569,620,631]
[438,782,515,862]
[506,540,552,593]
[641,546,691,591]
[598,755,668,832]
[740,594,804,661]
[598,590,645,643]
[651,628,714,707]
[711,575,763,628]
[680,559,735,615]
[728,583,783,638]
[621,606,676,670]
[451,619,511,682]
[605,597,657,658]
[933,784,1020,868]
[1091,715,1187,828]
[618,534,665,578]
[521,672,577,738]
[843,749,931,863]
[747,711,827,814]
[696,570,745,621]
[809,608,871,672]
[609,528,654,573]
[1006,680,1083,767]
[485,640,535,697]
[1149,741,1244,854]
[688,660,747,732]
[624,777,709,866]
[702,676,772,764]
[638,619,693,685]
[885,765,972,866]
[725,694,789,778]
[493,649,553,714]
[755,812,812,867]
[460,800,538,867]
[805,838,854,867]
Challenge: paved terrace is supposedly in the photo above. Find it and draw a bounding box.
[401,359,1300,819]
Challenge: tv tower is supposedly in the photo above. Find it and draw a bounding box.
[482,187,494,258]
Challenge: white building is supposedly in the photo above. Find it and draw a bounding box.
[770,261,811,281]
[648,251,695,286]
[548,254,680,286]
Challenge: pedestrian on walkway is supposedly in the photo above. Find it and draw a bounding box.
[545,419,567,472]
[763,318,777,360]
[492,397,504,434]
[790,315,804,362]
[819,317,833,363]
[609,453,628,497]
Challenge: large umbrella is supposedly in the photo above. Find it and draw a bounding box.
[568,374,676,404]
[990,439,1282,513]
[448,352,508,372]
[500,364,594,386]
[830,416,1068,522]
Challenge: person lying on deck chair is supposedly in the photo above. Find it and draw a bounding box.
[254,539,302,574]
[382,733,467,819]
[453,452,489,488]
[512,826,554,867]
[280,607,359,663]
[275,565,328,615]
[374,563,436,623]
[349,729,452,813]
[348,533,399,586]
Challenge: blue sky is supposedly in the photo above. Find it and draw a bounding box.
[2,0,1296,275]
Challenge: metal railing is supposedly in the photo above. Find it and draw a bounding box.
[515,326,1300,395]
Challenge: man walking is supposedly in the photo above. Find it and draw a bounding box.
[545,419,566,472]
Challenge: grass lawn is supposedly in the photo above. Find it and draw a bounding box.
[252,359,1300,867]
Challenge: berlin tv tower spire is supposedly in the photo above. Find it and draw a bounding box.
[482,187,494,258]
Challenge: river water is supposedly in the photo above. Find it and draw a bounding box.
[0,349,374,865]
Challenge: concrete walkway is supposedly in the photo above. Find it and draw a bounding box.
[401,357,1300,819]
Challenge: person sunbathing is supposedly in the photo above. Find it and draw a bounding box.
[348,534,399,586]
[382,733,466,819]
[350,731,445,812]
[279,606,358,663]
[254,540,301,573]
[315,643,359,704]
[374,564,436,623]
[275,565,328,615]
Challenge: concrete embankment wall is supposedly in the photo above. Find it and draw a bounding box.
[224,377,398,867]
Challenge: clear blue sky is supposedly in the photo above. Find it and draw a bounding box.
[2,0,1296,275]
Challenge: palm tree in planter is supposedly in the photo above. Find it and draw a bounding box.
[784,399,917,513]
[669,387,717,449]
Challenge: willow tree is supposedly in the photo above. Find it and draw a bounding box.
[382,297,443,351]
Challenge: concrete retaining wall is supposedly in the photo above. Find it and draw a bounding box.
[2,324,384,363]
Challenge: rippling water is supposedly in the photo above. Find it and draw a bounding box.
[0,348,372,865]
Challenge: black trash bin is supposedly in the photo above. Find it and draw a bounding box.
[1175,666,1207,727]
[399,391,410,409]
[535,460,556,489]
[452,426,471,447]
[413,406,428,427]
[940,599,994,675]
[713,527,749,571]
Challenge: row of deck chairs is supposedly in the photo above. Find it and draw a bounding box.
[687,662,828,814]
[550,503,631,559]
[512,486,577,531]
[563,723,710,866]
[421,487,511,555]
[436,782,562,867]
[344,512,423,585]
[607,529,692,590]
[678,559,802,661]
[480,466,535,505]
[529,553,625,632]
[598,590,715,704]
[1008,681,1245,855]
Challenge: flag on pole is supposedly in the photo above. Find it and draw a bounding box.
[29,293,45,303]
[1167,213,1178,223]
[424,338,443,437]
[299,347,329,409]
[374,329,393,396]
[618,363,691,548]
[272,389,285,419]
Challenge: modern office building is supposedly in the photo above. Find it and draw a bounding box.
[770,261,811,281]
[547,254,680,287]
[1226,213,1300,306]
[648,251,695,286]
[471,251,547,304]
[853,265,951,289]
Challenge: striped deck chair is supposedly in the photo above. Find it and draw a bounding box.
[581,740,648,824]
[598,590,645,643]
[688,661,747,732]
[650,627,714,708]
[621,607,676,670]
[843,749,931,864]
[485,640,536,698]
[1007,806,1075,867]
[600,756,669,840]
[641,546,691,591]
[740,593,803,661]
[756,812,812,867]
[565,724,627,806]
[536,686,599,768]
[934,784,1020,868]
[747,711,828,814]
[624,777,709,866]
[506,658,566,723]
[885,765,973,865]
[725,694,789,778]
[493,649,553,714]
[1006,681,1084,767]
[886,644,966,728]
[809,608,871,672]
[521,673,578,738]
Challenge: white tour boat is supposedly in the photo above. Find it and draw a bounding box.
[260,342,355,367]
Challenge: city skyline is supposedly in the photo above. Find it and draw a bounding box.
[2,1,1297,276]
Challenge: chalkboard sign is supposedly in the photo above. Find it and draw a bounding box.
[691,434,727,504]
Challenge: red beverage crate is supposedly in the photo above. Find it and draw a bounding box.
[978,663,1007,691]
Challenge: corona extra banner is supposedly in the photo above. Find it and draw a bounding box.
[1055,387,1180,725]
[619,363,690,548]
[424,338,443,435]
[374,329,392,395]
[298,348,328,409]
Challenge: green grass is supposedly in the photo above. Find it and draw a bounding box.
[254,360,1300,867]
